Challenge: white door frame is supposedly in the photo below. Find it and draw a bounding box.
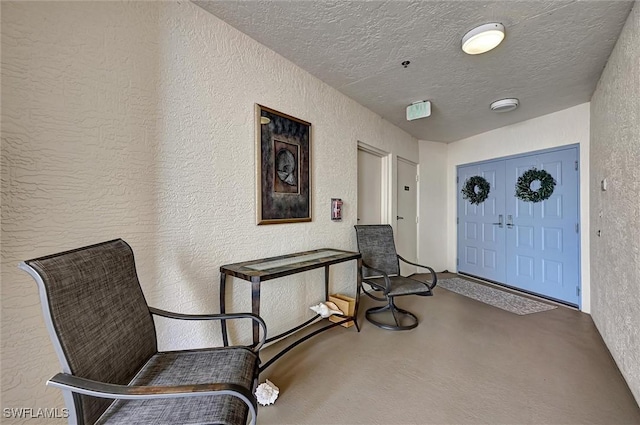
[357,141,391,224]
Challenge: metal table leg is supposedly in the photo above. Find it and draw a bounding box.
[324,265,330,301]
[251,278,261,346]
[220,272,229,346]
[354,258,363,332]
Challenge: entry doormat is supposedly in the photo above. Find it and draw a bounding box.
[437,277,557,315]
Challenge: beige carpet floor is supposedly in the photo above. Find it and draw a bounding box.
[257,276,640,425]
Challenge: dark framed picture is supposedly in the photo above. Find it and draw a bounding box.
[256,104,312,225]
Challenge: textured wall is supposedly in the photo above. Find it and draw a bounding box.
[1,3,162,419]
[445,104,591,311]
[590,3,640,403]
[1,1,417,420]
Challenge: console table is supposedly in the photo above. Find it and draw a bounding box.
[219,248,362,371]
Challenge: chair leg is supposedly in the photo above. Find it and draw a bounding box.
[391,305,401,327]
[362,284,387,302]
[365,297,419,331]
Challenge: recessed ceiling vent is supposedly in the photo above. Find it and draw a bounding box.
[490,98,519,113]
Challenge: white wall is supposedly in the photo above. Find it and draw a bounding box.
[590,3,640,403]
[0,1,417,418]
[417,141,448,271]
[444,103,591,312]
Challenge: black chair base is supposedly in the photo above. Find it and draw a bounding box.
[354,225,438,332]
[365,300,419,331]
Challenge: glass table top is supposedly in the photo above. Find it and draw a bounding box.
[220,248,361,281]
[245,250,345,271]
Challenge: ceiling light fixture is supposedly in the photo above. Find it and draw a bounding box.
[490,98,519,112]
[462,23,505,55]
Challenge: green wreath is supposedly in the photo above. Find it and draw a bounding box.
[461,176,491,205]
[515,168,556,202]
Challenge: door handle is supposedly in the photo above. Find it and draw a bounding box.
[397,216,404,220]
[506,214,514,228]
[492,214,504,228]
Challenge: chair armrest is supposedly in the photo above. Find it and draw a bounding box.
[48,373,254,401]
[397,255,438,289]
[361,260,392,292]
[47,373,257,425]
[149,308,267,351]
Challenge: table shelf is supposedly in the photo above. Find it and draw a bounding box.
[219,248,362,372]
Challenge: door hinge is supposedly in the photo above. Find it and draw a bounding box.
[575,223,579,233]
[457,258,459,266]
[576,286,581,296]
[456,176,459,184]
[416,216,419,224]
[416,174,419,182]
[457,217,459,224]
[575,160,578,171]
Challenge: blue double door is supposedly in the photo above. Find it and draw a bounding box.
[457,146,580,307]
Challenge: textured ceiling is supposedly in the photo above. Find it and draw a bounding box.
[195,1,633,142]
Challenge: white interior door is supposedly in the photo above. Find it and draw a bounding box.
[397,157,418,275]
[357,147,384,225]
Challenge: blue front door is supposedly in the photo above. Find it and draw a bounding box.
[457,146,580,307]
[505,147,580,305]
[457,161,506,283]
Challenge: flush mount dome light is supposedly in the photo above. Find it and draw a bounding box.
[462,23,505,55]
[490,98,519,112]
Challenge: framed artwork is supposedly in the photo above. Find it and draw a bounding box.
[256,104,312,224]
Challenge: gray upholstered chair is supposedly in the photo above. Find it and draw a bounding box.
[20,239,266,425]
[354,225,437,330]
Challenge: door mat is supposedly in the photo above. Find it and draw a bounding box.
[437,277,557,315]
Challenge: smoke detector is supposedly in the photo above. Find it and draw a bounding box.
[490,98,519,113]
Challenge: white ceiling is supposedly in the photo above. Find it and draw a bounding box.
[195,1,633,143]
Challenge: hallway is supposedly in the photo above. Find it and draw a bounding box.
[259,281,640,424]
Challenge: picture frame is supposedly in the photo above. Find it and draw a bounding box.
[256,104,312,225]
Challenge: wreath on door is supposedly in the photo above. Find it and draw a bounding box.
[515,168,556,202]
[461,176,491,205]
